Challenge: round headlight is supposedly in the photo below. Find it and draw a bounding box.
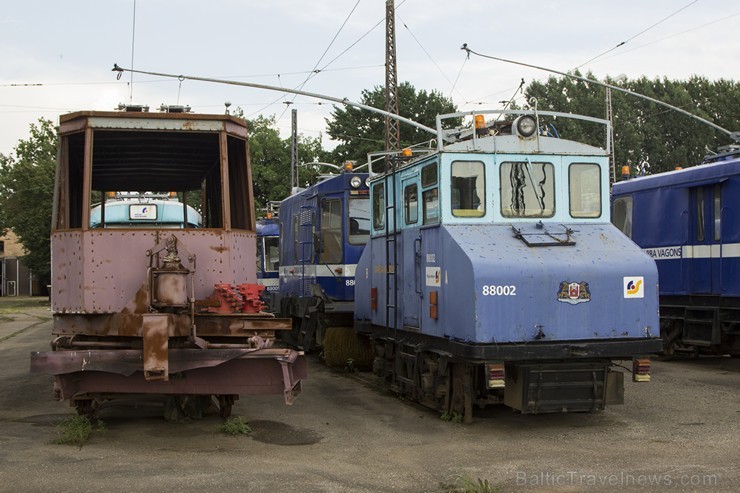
[365,177,371,188]
[350,176,362,188]
[515,115,537,138]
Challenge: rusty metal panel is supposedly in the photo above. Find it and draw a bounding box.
[51,231,85,312]
[52,230,260,316]
[225,230,256,283]
[142,314,169,381]
[33,348,307,404]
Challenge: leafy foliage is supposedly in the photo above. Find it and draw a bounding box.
[326,81,458,164]
[246,114,330,209]
[0,119,57,283]
[525,74,740,175]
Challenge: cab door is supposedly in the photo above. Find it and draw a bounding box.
[690,185,722,294]
[401,178,421,329]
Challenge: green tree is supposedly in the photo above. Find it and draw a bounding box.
[245,114,330,210]
[0,118,57,284]
[524,74,740,175]
[325,82,458,164]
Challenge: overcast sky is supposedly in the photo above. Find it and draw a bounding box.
[1,0,738,156]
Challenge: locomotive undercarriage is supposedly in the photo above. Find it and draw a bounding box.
[357,324,657,422]
[659,297,740,358]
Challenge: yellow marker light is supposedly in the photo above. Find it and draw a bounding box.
[486,363,505,389]
[401,148,412,157]
[632,358,651,382]
[106,191,116,199]
[474,114,486,129]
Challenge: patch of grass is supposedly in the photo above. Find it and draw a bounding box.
[219,416,252,436]
[440,411,463,424]
[443,474,500,493]
[0,297,49,315]
[53,415,106,447]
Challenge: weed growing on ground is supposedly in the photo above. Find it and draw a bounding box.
[443,474,500,493]
[440,411,463,424]
[219,416,252,436]
[53,415,106,447]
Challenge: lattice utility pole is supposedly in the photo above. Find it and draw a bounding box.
[385,0,400,154]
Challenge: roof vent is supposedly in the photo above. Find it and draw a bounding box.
[116,103,150,112]
[159,104,191,113]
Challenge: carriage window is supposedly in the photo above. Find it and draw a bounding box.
[348,197,370,245]
[696,187,705,242]
[421,162,438,187]
[372,183,385,230]
[451,161,485,217]
[713,184,721,242]
[264,236,280,272]
[612,196,633,238]
[293,216,300,263]
[256,238,264,271]
[500,161,555,218]
[404,184,419,224]
[423,188,439,225]
[569,163,601,218]
[320,199,343,264]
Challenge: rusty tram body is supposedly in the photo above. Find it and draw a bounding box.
[31,108,306,418]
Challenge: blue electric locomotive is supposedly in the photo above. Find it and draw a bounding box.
[278,169,370,350]
[353,110,662,421]
[612,145,740,358]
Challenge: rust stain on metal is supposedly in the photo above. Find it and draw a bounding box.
[143,314,170,381]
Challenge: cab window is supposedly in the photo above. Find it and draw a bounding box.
[612,196,633,238]
[569,163,601,218]
[500,161,555,218]
[372,183,385,230]
[404,184,419,224]
[451,160,485,217]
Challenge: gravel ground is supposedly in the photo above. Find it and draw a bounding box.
[0,300,738,492]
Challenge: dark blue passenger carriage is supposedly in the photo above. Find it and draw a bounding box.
[354,111,662,420]
[278,170,370,349]
[612,146,740,357]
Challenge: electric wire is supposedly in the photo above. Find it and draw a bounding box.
[396,13,468,103]
[576,0,698,69]
[595,10,740,65]
[276,0,364,122]
[459,44,733,137]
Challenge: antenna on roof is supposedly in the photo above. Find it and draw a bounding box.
[129,0,137,104]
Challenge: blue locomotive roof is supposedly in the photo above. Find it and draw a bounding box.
[257,218,280,237]
[90,198,202,228]
[281,172,369,205]
[613,155,740,195]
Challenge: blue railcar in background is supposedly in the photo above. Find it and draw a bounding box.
[256,216,280,306]
[90,192,202,229]
[278,171,370,349]
[612,146,740,358]
[353,110,661,421]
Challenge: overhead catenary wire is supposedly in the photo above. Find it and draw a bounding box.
[111,64,437,136]
[276,0,364,122]
[460,44,735,139]
[397,13,468,103]
[576,0,698,69]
